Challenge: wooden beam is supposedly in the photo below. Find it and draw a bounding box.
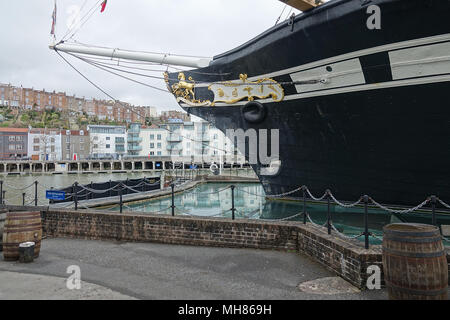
[279,0,322,12]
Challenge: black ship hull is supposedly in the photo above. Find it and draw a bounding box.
[166,0,450,206]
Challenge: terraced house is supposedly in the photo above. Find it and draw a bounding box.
[0,128,28,160]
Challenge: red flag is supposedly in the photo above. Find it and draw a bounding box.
[50,1,57,35]
[100,0,107,13]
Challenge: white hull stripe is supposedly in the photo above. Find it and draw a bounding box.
[193,33,450,88]
[181,74,450,108]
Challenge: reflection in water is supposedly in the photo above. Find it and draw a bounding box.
[112,183,450,246]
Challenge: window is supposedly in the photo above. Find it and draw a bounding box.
[66,145,70,151]
[16,145,23,150]
[150,143,155,148]
[66,154,70,160]
[80,146,84,151]
[9,145,15,150]
[33,146,39,151]
[93,144,98,149]
[51,146,55,152]
[66,137,70,143]
[157,143,161,148]
[9,136,15,142]
[150,151,154,155]
[150,134,154,140]
[106,137,110,141]
[106,144,110,149]
[157,134,161,140]
[16,136,23,141]
[33,138,39,144]
[79,138,84,143]
[157,151,161,156]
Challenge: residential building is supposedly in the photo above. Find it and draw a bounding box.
[0,83,155,124]
[28,128,62,161]
[160,110,191,123]
[87,125,127,159]
[127,123,143,156]
[0,128,28,160]
[61,129,90,161]
[137,120,245,164]
[139,124,168,157]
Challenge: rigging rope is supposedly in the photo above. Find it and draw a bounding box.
[54,50,241,155]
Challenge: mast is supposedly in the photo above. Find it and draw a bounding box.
[50,42,212,69]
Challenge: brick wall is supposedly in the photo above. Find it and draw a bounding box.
[5,206,445,289]
[36,208,388,289]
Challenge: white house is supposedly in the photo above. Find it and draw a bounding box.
[87,125,127,159]
[28,128,62,161]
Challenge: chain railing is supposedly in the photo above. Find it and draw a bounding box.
[1,178,449,249]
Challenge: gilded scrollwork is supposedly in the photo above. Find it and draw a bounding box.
[168,72,284,107]
[208,73,284,106]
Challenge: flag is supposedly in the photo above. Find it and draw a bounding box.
[50,1,57,36]
[100,0,107,13]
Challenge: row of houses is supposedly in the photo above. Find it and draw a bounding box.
[0,121,245,163]
[0,83,191,124]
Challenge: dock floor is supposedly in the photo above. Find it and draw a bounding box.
[0,238,390,300]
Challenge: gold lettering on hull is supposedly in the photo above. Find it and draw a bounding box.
[168,72,284,107]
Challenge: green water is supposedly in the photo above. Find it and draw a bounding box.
[109,182,450,246]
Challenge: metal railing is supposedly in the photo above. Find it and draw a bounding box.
[1,179,448,249]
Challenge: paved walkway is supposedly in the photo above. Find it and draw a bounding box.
[0,238,387,300]
[0,271,135,300]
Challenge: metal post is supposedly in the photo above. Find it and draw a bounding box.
[363,195,369,250]
[171,183,175,216]
[22,192,26,206]
[74,182,78,211]
[303,188,307,224]
[34,181,38,206]
[327,190,331,235]
[2,191,5,205]
[231,185,236,220]
[119,186,123,214]
[431,195,437,226]
[0,180,3,205]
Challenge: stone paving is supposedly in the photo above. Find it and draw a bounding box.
[0,238,388,300]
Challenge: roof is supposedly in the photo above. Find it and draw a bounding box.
[0,128,28,133]
[61,130,86,136]
[29,128,60,134]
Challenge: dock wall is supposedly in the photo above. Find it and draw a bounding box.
[30,207,386,289]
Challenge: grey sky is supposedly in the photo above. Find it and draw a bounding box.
[0,0,300,112]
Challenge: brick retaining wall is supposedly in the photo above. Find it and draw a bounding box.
[5,206,447,289]
[37,208,385,289]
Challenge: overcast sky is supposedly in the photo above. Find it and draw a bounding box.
[0,0,301,112]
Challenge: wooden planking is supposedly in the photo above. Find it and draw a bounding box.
[279,0,322,12]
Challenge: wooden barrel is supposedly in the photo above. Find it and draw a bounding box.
[2,211,42,261]
[0,209,7,251]
[382,223,448,300]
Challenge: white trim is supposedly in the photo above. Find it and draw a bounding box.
[194,33,450,88]
[182,74,450,107]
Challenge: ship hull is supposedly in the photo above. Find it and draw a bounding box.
[167,0,450,206]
